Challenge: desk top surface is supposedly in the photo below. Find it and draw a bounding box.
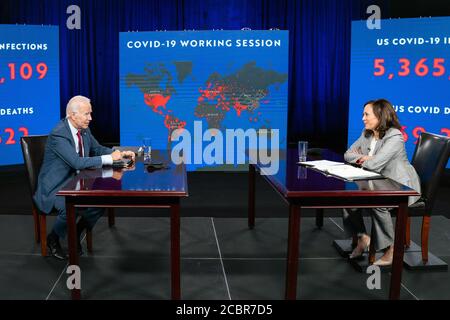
[57,150,188,197]
[252,148,420,198]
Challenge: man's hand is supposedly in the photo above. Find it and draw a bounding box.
[123,163,136,171]
[111,150,122,161]
[121,150,136,161]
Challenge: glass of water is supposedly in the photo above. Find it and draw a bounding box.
[143,137,152,162]
[298,141,308,162]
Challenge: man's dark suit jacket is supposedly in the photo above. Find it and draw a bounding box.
[34,118,112,214]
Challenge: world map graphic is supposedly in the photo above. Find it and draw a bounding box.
[125,61,288,142]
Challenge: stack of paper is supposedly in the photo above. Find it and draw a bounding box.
[298,160,383,181]
[298,160,344,169]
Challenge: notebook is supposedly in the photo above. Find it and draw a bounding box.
[322,164,383,181]
[298,160,383,181]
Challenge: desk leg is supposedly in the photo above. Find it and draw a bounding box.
[171,203,181,300]
[315,208,324,229]
[66,201,80,300]
[248,164,255,229]
[389,201,407,300]
[285,204,301,300]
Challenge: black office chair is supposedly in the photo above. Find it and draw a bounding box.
[368,132,450,268]
[20,135,115,256]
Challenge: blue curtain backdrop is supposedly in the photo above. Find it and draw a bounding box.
[0,0,390,151]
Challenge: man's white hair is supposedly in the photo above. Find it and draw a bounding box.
[66,95,91,118]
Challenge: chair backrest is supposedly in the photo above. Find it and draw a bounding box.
[20,135,48,195]
[411,132,450,210]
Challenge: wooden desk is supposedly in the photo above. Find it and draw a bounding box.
[57,150,188,300]
[247,148,419,300]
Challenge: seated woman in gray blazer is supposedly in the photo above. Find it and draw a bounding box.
[343,99,421,266]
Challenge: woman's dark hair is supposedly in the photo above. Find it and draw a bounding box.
[363,99,402,139]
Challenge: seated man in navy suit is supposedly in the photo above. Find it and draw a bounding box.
[34,95,135,260]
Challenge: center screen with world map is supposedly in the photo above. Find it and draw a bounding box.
[119,30,288,171]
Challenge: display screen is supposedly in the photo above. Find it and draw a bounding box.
[0,25,60,166]
[349,17,450,167]
[120,30,288,171]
